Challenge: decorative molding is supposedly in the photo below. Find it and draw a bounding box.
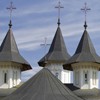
[72,62,99,70]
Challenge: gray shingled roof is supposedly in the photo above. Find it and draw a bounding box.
[38,26,70,67]
[0,22,32,71]
[74,88,100,100]
[2,68,83,100]
[63,28,100,70]
[64,84,79,91]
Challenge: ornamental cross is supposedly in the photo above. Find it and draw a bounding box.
[81,3,91,22]
[7,2,16,20]
[55,1,64,19]
[41,37,50,55]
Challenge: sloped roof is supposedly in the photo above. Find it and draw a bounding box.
[74,88,100,100]
[38,25,70,67]
[0,21,32,71]
[2,68,83,100]
[63,24,100,70]
[64,83,79,91]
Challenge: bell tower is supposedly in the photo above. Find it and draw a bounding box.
[0,2,32,88]
[63,3,100,89]
[38,1,71,83]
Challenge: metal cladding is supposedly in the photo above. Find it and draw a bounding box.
[0,27,32,71]
[63,29,100,70]
[38,26,70,67]
[2,68,84,100]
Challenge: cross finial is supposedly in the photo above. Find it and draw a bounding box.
[55,1,64,26]
[40,38,50,64]
[41,37,50,55]
[7,2,16,22]
[81,3,91,29]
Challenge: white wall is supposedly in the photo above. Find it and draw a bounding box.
[0,62,21,88]
[61,70,71,83]
[72,63,99,89]
[45,63,71,83]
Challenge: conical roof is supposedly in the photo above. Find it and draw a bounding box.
[63,23,100,70]
[38,23,70,67]
[2,68,83,100]
[0,21,32,71]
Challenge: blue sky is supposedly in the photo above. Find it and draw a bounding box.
[0,0,100,81]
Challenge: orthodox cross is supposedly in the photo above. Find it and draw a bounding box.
[81,2,91,22]
[7,2,16,20]
[55,1,64,25]
[41,37,50,55]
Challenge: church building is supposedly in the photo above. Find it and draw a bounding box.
[0,1,100,100]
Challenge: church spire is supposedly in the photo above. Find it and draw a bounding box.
[0,1,32,71]
[55,1,64,26]
[63,3,100,71]
[38,1,70,67]
[81,2,91,30]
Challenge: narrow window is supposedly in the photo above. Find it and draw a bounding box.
[84,72,88,84]
[16,71,17,85]
[13,71,17,85]
[4,73,7,83]
[55,73,59,78]
[94,72,97,85]
[13,71,14,85]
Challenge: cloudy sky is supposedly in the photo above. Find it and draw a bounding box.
[0,0,100,81]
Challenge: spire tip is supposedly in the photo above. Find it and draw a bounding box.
[9,20,12,28]
[84,21,87,30]
[57,18,60,26]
